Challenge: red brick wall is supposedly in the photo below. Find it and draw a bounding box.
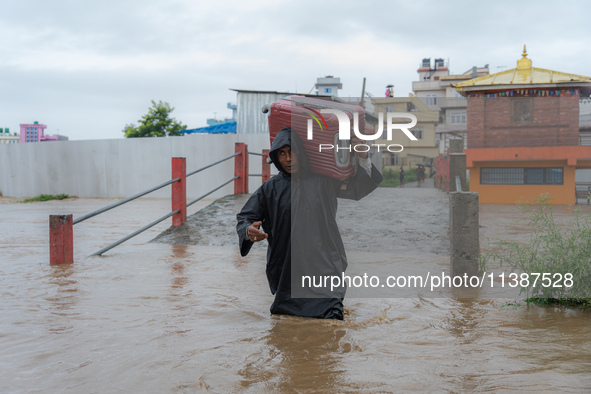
[467,96,579,149]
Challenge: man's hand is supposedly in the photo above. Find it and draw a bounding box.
[351,137,368,159]
[247,221,268,242]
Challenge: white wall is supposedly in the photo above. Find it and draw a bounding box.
[576,169,591,183]
[0,134,270,198]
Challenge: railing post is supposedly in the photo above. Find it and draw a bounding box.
[172,157,187,226]
[234,143,249,194]
[262,149,270,183]
[49,214,73,265]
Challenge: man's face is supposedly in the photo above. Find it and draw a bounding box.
[277,145,298,175]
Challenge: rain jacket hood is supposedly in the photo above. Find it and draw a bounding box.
[268,127,308,176]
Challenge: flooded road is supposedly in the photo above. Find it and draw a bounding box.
[1,187,590,392]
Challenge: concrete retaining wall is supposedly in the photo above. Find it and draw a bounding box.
[0,134,270,198]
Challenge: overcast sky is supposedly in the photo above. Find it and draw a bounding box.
[1,0,590,140]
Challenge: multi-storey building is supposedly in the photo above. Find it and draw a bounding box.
[372,96,438,170]
[19,122,67,143]
[412,58,489,153]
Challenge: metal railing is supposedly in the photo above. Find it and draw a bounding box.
[73,178,180,225]
[49,144,270,264]
[188,176,238,208]
[88,209,180,256]
[248,150,271,181]
[82,153,241,257]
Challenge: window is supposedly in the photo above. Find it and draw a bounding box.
[425,94,438,106]
[511,98,533,125]
[407,102,417,112]
[481,167,563,185]
[390,154,399,166]
[411,128,423,139]
[325,88,331,93]
[450,111,467,125]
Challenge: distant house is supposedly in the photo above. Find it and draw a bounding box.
[372,96,439,170]
[19,122,68,143]
[315,75,342,97]
[455,47,591,204]
[230,89,335,135]
[0,128,18,144]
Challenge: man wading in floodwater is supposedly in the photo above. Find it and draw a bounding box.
[236,127,382,320]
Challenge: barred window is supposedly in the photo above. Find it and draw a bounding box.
[481,167,563,185]
[545,168,563,184]
[511,98,533,125]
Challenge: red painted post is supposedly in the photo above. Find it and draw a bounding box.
[234,143,249,194]
[172,157,187,226]
[49,215,73,265]
[262,149,270,183]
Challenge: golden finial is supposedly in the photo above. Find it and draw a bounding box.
[517,45,531,69]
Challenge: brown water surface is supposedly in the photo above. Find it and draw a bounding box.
[1,187,590,392]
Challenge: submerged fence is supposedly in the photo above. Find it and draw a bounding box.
[49,143,269,265]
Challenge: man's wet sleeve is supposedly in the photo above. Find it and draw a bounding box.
[336,163,383,201]
[236,188,267,257]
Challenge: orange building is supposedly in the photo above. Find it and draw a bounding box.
[455,46,591,204]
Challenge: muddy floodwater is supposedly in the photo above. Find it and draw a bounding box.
[1,183,591,392]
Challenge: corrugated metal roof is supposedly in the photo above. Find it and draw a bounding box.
[230,89,332,98]
[182,122,236,134]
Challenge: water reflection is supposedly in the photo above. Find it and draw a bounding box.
[445,296,488,344]
[162,244,194,336]
[238,316,346,391]
[515,306,591,376]
[169,244,190,298]
[44,265,79,334]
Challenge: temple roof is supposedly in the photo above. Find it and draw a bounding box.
[456,46,591,94]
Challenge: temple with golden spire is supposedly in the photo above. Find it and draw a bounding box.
[449,46,591,204]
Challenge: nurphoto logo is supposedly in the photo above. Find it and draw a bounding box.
[305,109,419,153]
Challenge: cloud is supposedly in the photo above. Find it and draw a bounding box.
[1,0,590,140]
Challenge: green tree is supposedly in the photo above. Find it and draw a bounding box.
[123,100,187,138]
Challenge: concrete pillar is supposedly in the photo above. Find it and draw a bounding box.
[171,157,186,226]
[449,153,466,192]
[450,192,479,279]
[49,214,73,265]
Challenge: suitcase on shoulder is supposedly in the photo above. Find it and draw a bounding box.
[266,95,365,180]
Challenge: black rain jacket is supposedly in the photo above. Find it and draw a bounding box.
[236,127,382,319]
